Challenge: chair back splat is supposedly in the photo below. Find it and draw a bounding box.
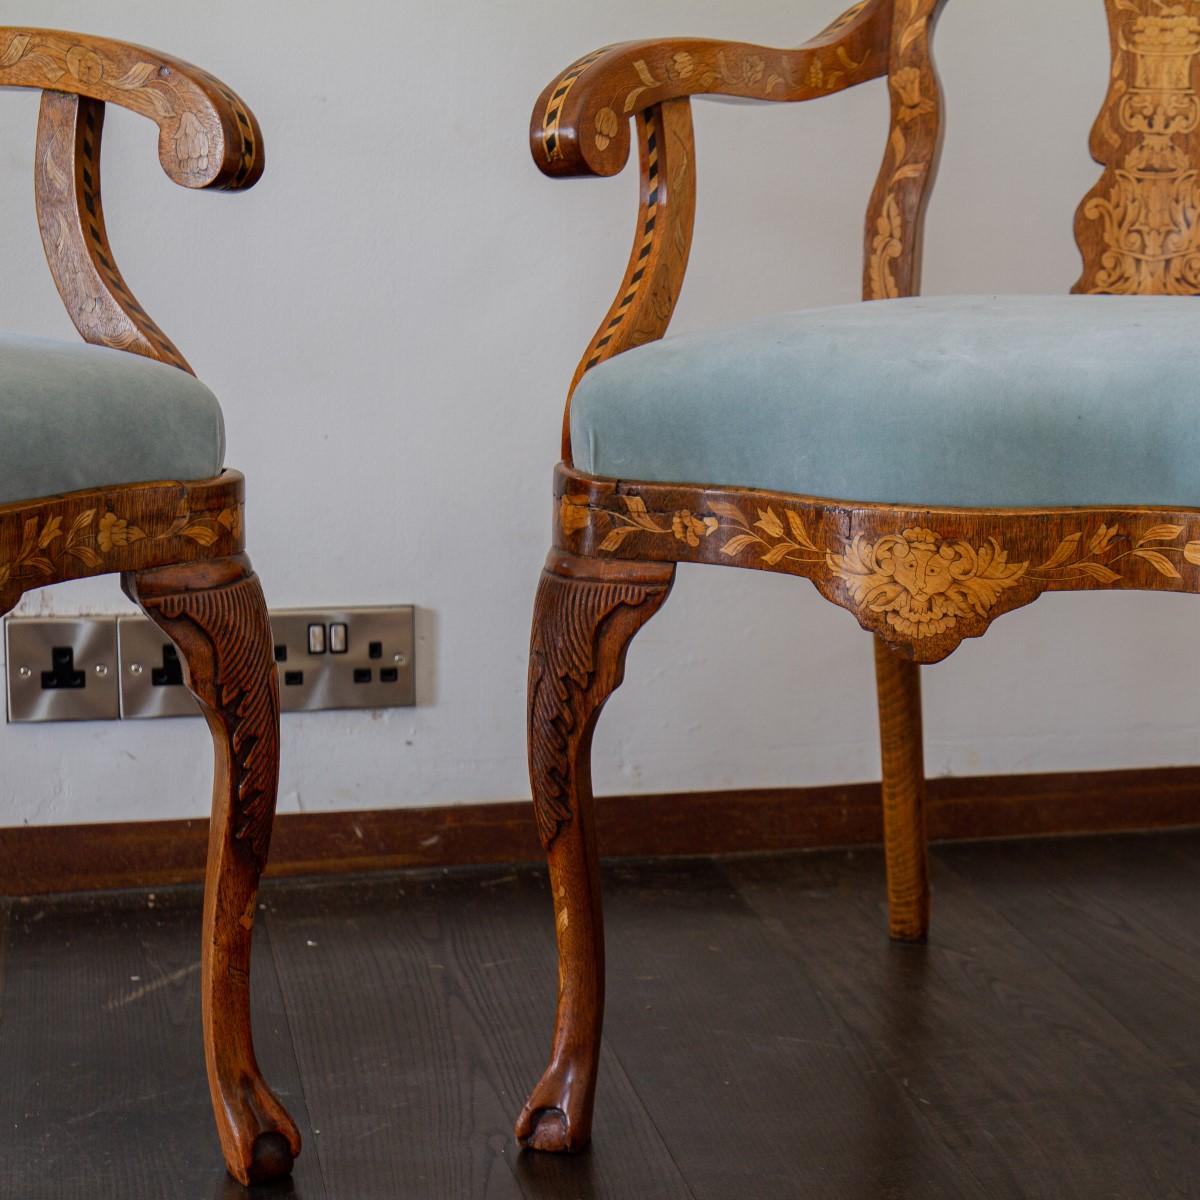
[1075,0,1200,294]
[871,0,1200,300]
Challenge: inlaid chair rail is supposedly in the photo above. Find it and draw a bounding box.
[0,474,245,618]
[553,466,1200,664]
[1,28,263,372]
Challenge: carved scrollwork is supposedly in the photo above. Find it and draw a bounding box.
[143,570,279,867]
[529,559,672,848]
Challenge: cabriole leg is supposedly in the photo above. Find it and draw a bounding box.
[123,553,300,1185]
[874,635,930,942]
[516,548,674,1153]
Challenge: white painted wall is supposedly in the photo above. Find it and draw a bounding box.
[1,0,1192,829]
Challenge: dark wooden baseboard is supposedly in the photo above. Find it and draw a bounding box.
[2,766,1199,895]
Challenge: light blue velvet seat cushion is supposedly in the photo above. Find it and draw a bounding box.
[0,333,224,507]
[570,295,1200,508]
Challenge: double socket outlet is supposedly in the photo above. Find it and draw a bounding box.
[4,606,415,723]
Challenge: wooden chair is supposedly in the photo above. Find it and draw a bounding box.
[516,0,1200,1153]
[0,29,298,1185]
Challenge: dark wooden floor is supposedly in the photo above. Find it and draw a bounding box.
[2,831,1200,1199]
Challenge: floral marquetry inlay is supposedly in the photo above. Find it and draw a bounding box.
[829,529,1026,638]
[1077,0,1200,293]
[530,0,890,179]
[555,469,1200,661]
[0,502,239,591]
[567,497,1030,640]
[0,28,262,191]
[0,480,243,616]
[863,0,944,301]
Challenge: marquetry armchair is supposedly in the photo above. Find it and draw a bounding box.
[517,0,1200,1154]
[0,29,298,1185]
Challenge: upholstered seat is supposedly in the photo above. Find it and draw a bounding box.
[0,332,224,507]
[570,294,1200,509]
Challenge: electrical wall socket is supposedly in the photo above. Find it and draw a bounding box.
[5,607,416,723]
[5,616,120,723]
[271,606,415,712]
[116,614,200,720]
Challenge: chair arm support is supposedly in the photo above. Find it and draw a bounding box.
[530,0,890,178]
[35,91,197,370]
[1,28,262,190]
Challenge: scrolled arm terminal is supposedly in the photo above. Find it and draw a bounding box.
[0,28,262,189]
[530,0,891,178]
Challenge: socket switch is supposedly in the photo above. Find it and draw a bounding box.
[272,606,414,712]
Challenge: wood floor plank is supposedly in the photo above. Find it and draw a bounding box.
[0,896,9,1027]
[6,835,1200,1196]
[0,886,323,1200]
[724,846,1200,1200]
[262,865,691,1200]
[598,855,988,1200]
[934,832,1200,1093]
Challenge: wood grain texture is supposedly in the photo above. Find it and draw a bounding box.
[874,637,929,940]
[528,549,675,849]
[0,27,262,190]
[36,91,191,369]
[519,549,674,1154]
[863,0,947,300]
[564,99,696,458]
[937,833,1200,1099]
[555,465,1200,664]
[0,473,243,617]
[1076,0,1200,293]
[11,839,1200,1198]
[601,855,989,1200]
[125,555,298,1186]
[531,0,890,179]
[2,765,1200,895]
[262,868,693,1199]
[0,888,321,1200]
[724,841,1200,1198]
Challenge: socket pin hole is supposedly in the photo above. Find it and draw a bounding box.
[284,670,304,687]
[151,645,184,688]
[274,644,288,663]
[42,646,85,690]
[381,667,399,683]
[368,641,383,660]
[353,668,372,684]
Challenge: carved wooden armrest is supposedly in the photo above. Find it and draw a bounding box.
[0,28,261,189]
[0,29,265,373]
[535,0,894,457]
[531,0,889,178]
